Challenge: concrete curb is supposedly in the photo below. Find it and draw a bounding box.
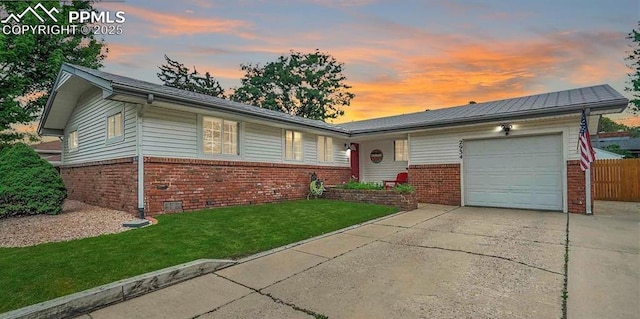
[0,259,235,319]
[236,209,411,264]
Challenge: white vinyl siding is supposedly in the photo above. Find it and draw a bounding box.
[409,116,582,164]
[63,89,137,164]
[317,136,333,162]
[285,130,303,161]
[244,122,282,162]
[359,138,408,183]
[143,107,198,158]
[394,139,408,161]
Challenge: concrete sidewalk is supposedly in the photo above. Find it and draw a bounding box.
[567,201,640,319]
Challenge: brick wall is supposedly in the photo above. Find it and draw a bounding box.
[323,187,417,211]
[567,160,594,214]
[144,157,351,215]
[408,164,461,206]
[60,157,138,214]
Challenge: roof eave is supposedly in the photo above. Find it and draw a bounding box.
[349,99,629,137]
[38,63,114,136]
[110,84,351,136]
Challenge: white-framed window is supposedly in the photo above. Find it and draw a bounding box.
[285,130,303,160]
[203,116,238,155]
[394,139,408,161]
[68,130,78,151]
[317,136,333,162]
[106,111,123,142]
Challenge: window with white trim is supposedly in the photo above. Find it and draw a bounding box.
[68,130,78,151]
[107,111,123,140]
[203,116,238,155]
[317,136,333,162]
[285,130,303,160]
[394,139,408,161]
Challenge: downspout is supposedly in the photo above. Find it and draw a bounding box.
[136,96,152,219]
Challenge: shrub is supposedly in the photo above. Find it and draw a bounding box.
[0,143,67,217]
[341,180,384,190]
[393,184,415,194]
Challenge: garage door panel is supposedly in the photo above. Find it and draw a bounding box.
[464,135,563,211]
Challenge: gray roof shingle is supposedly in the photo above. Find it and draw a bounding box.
[66,64,350,134]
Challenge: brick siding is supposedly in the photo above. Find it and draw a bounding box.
[144,157,351,215]
[408,164,461,206]
[60,157,138,214]
[567,160,594,214]
[323,187,417,211]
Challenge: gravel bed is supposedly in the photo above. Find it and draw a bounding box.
[0,200,135,248]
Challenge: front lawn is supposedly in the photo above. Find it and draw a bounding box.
[0,200,397,313]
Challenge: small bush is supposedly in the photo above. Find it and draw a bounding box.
[393,184,415,194]
[0,143,67,217]
[341,180,384,190]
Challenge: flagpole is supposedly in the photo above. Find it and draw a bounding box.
[585,167,592,215]
[583,107,593,215]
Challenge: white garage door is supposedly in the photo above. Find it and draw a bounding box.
[464,135,563,211]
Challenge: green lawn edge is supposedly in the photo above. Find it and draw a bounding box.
[0,199,398,313]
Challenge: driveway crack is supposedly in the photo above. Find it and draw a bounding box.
[202,274,326,318]
[380,240,563,276]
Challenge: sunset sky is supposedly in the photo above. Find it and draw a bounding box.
[94,0,640,126]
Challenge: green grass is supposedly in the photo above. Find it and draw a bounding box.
[0,200,397,313]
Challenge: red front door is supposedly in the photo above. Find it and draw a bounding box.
[349,143,359,181]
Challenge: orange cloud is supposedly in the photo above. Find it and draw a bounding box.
[105,43,151,63]
[332,29,628,123]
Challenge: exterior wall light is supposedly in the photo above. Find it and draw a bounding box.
[501,124,513,135]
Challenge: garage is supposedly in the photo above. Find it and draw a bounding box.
[463,134,563,211]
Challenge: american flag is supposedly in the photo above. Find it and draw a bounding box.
[579,109,596,171]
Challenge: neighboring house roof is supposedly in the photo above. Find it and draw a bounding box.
[30,140,62,167]
[593,138,640,151]
[597,131,631,139]
[38,64,629,138]
[594,147,624,159]
[31,140,62,153]
[340,85,628,134]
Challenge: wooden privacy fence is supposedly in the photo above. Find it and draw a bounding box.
[593,158,640,202]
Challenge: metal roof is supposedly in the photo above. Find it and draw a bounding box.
[339,84,628,135]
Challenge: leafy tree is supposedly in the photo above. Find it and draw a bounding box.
[0,1,106,144]
[231,50,355,121]
[599,117,629,132]
[157,55,226,98]
[626,22,640,112]
[602,144,633,158]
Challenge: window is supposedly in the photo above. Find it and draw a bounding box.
[394,139,408,161]
[107,111,123,140]
[68,130,78,151]
[203,116,238,155]
[317,136,333,162]
[285,130,303,160]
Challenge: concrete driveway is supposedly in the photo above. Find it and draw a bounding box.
[80,202,638,319]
